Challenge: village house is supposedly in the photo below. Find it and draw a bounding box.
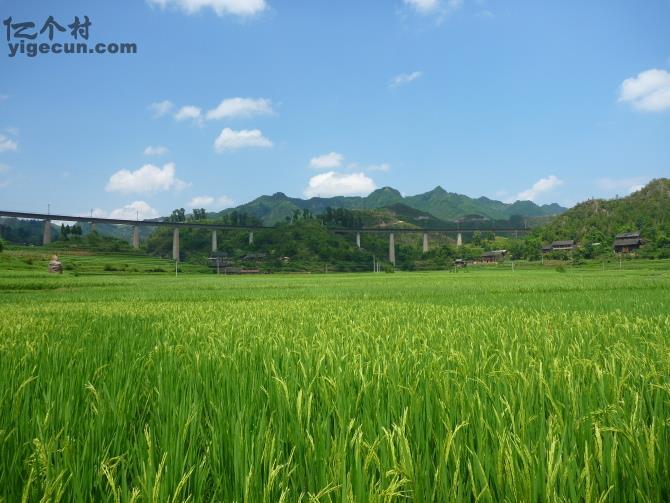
[613,232,643,253]
[480,250,507,263]
[546,240,575,252]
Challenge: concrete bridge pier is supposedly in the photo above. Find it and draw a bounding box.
[389,232,396,265]
[457,232,462,247]
[132,225,140,249]
[172,227,180,261]
[42,220,52,245]
[356,232,361,248]
[249,231,254,245]
[422,233,428,253]
[212,230,218,252]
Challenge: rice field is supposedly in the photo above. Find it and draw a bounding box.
[0,267,669,501]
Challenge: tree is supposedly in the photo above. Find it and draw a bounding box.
[0,238,4,252]
[472,231,482,246]
[508,240,525,260]
[524,236,541,261]
[170,208,186,222]
[192,208,207,220]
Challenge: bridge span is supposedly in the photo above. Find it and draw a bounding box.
[0,210,530,265]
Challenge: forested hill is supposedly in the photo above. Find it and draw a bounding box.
[218,186,566,225]
[539,178,670,243]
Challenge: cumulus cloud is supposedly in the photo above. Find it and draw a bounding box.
[618,69,670,112]
[0,133,18,152]
[515,175,563,202]
[596,177,649,195]
[309,152,344,169]
[147,0,267,17]
[174,105,202,123]
[109,201,160,220]
[187,195,235,209]
[214,128,273,152]
[304,171,376,198]
[206,97,274,120]
[105,163,189,194]
[389,71,423,88]
[148,100,174,118]
[144,145,169,156]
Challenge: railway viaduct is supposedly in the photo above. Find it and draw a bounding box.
[0,210,530,265]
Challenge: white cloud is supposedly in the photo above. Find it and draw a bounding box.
[144,145,169,156]
[618,69,670,112]
[309,152,344,169]
[91,208,108,218]
[596,177,649,195]
[304,171,376,198]
[404,0,440,13]
[0,133,18,152]
[515,175,563,202]
[105,162,189,194]
[389,71,423,88]
[147,0,267,17]
[404,0,462,16]
[148,100,174,118]
[213,128,273,152]
[174,105,202,123]
[188,195,235,209]
[110,201,160,220]
[206,97,274,120]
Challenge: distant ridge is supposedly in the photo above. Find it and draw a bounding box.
[218,185,567,225]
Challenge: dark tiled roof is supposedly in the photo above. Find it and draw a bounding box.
[551,240,575,247]
[615,232,640,239]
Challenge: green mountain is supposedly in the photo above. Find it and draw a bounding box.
[219,186,565,225]
[539,178,670,244]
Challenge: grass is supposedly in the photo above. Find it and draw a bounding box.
[0,260,669,501]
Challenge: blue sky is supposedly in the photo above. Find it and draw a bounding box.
[0,0,669,219]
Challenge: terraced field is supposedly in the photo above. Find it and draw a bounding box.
[0,266,669,501]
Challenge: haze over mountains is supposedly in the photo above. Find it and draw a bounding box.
[217,186,567,225]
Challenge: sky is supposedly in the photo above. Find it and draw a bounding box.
[0,0,669,219]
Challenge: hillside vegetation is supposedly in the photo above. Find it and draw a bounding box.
[539,178,670,249]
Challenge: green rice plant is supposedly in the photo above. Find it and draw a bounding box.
[0,268,669,501]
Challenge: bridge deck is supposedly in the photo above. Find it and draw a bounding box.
[0,210,530,234]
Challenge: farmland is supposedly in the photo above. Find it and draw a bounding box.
[1,264,669,501]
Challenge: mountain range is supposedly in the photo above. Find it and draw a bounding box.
[218,186,567,225]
